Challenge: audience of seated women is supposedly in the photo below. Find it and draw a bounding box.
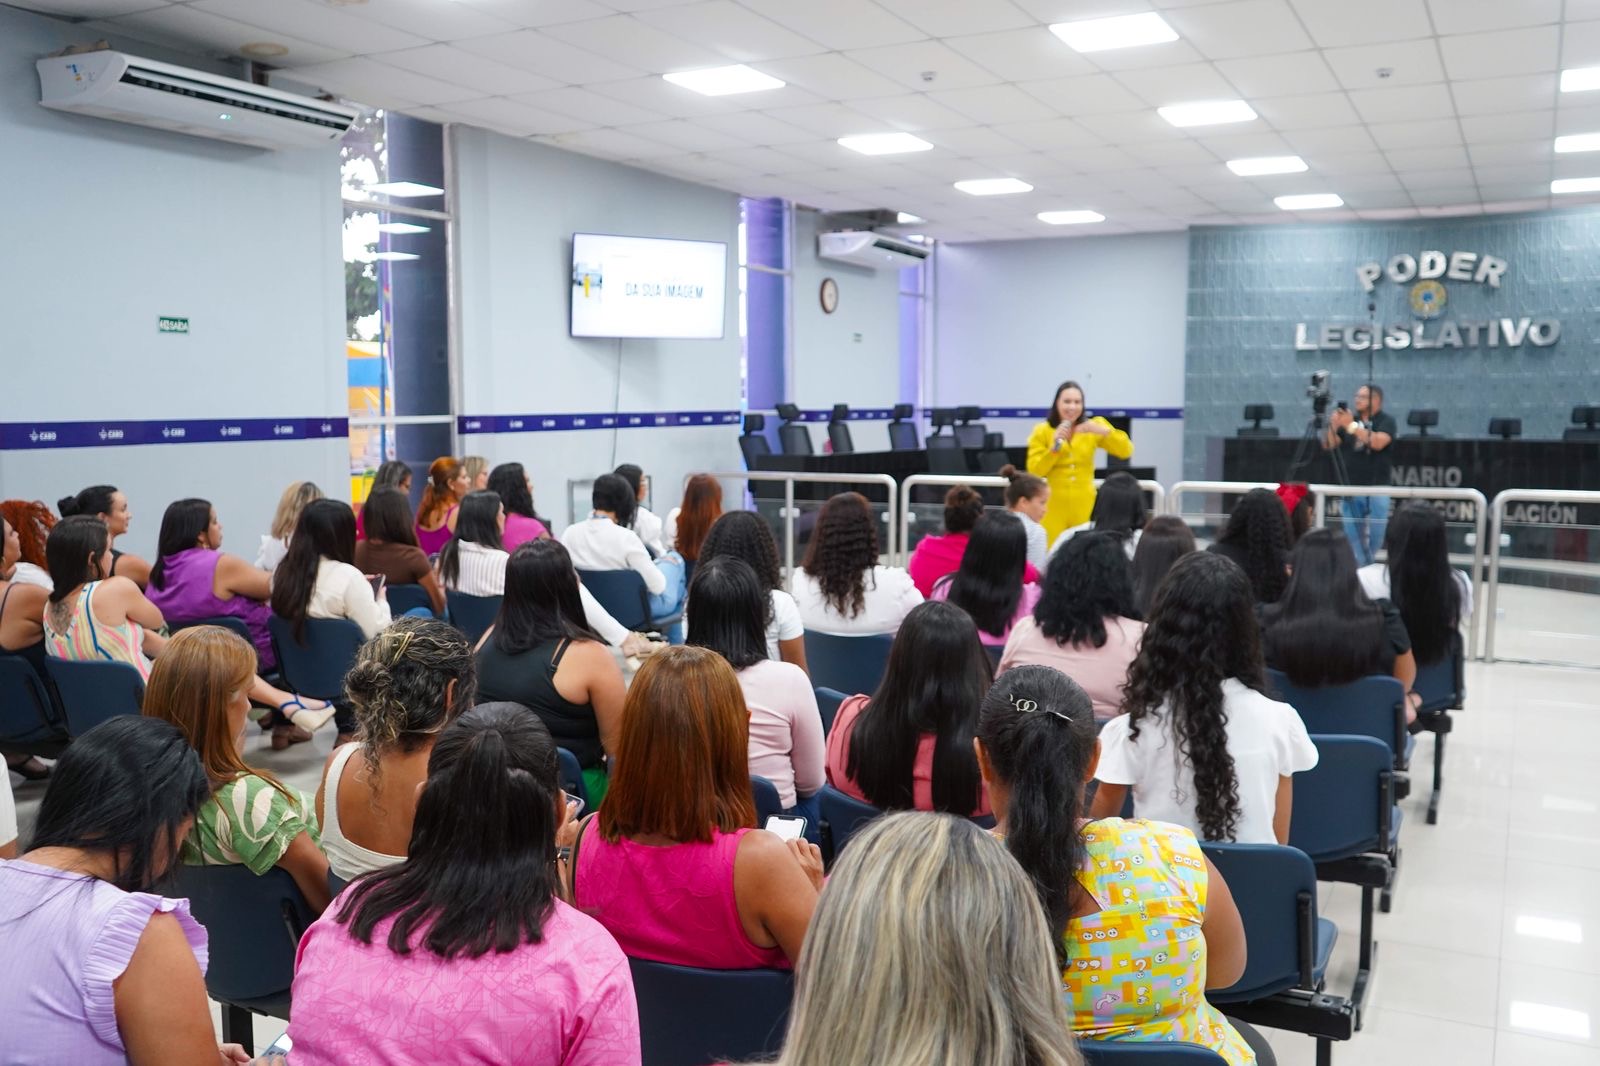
[142,626,331,914]
[930,511,1039,647]
[1000,464,1051,572]
[562,474,687,632]
[1206,487,1292,604]
[738,812,1080,1066]
[697,510,806,669]
[254,481,322,573]
[416,457,468,557]
[569,646,823,968]
[291,705,641,1066]
[356,460,412,540]
[976,666,1267,1066]
[355,487,446,616]
[614,462,665,556]
[687,556,824,821]
[665,473,722,574]
[487,461,551,552]
[1000,531,1145,722]
[907,484,984,597]
[791,492,921,636]
[475,541,625,804]
[1090,552,1317,845]
[1359,503,1472,667]
[42,515,167,681]
[317,618,477,882]
[0,716,253,1065]
[58,485,150,588]
[1130,513,1197,616]
[1261,528,1419,720]
[437,490,509,597]
[825,601,992,818]
[0,499,55,591]
[1051,470,1147,559]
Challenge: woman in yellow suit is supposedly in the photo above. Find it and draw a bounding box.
[1026,381,1134,544]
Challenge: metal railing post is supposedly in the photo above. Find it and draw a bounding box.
[784,480,795,577]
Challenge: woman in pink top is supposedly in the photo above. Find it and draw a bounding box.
[824,602,993,818]
[999,531,1146,722]
[489,461,553,552]
[906,484,983,597]
[290,704,640,1066]
[928,511,1040,647]
[570,646,824,968]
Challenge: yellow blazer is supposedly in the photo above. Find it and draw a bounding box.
[1026,417,1135,543]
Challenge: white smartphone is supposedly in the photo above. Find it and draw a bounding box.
[765,815,807,842]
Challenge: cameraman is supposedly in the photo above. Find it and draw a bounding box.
[1323,383,1396,564]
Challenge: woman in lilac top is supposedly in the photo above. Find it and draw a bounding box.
[489,461,552,552]
[929,511,1040,647]
[290,704,640,1066]
[0,716,257,1065]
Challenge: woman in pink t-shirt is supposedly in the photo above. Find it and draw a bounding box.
[928,511,1040,647]
[489,462,553,552]
[824,601,993,818]
[906,484,984,597]
[289,705,640,1066]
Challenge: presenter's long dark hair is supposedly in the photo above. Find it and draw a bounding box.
[1260,529,1388,687]
[1383,505,1460,666]
[1045,381,1087,428]
[945,511,1027,639]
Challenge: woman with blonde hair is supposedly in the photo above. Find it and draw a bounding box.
[256,480,323,572]
[742,811,1081,1066]
[463,455,491,492]
[416,457,469,557]
[142,626,332,914]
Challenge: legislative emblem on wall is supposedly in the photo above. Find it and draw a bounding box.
[1409,279,1447,318]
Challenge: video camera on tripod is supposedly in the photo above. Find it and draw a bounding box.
[1306,369,1332,415]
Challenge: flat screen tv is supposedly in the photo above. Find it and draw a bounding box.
[570,232,728,340]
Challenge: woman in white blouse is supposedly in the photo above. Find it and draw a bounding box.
[790,492,922,636]
[436,491,510,597]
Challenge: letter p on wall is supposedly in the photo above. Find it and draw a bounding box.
[1356,262,1382,292]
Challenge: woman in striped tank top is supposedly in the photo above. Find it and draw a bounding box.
[42,516,165,680]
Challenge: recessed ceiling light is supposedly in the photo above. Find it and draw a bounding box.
[896,212,925,224]
[1049,12,1178,53]
[1514,916,1583,944]
[1508,1002,1592,1041]
[1158,100,1257,128]
[1037,210,1105,225]
[663,64,784,97]
[954,178,1033,196]
[1560,66,1600,93]
[366,181,443,197]
[217,113,232,121]
[377,222,430,234]
[1555,133,1600,154]
[837,132,933,156]
[904,234,928,243]
[371,251,421,261]
[240,42,289,58]
[1552,177,1600,194]
[1227,155,1308,176]
[1275,193,1343,210]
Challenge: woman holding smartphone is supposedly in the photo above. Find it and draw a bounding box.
[1026,380,1134,545]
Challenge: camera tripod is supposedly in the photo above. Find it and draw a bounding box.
[1286,404,1348,485]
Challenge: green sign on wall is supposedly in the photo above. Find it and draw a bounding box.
[158,316,189,334]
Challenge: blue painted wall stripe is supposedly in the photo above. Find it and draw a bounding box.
[758,407,1185,423]
[458,411,742,434]
[1,417,349,451]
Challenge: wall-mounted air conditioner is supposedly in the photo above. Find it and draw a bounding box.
[37,50,361,150]
[817,230,931,271]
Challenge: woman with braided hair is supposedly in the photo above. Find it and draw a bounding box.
[1205,488,1291,604]
[314,617,478,883]
[790,492,921,636]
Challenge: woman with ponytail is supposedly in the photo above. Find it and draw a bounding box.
[289,704,641,1065]
[1090,552,1317,845]
[975,665,1260,1065]
[415,457,469,557]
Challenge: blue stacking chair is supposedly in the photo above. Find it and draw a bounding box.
[172,865,315,1054]
[628,958,793,1066]
[1202,842,1353,1066]
[445,590,501,643]
[802,631,893,697]
[813,686,848,737]
[268,615,365,703]
[557,747,588,807]
[1266,671,1411,795]
[1291,734,1401,1008]
[577,569,683,633]
[751,775,783,825]
[45,659,145,734]
[1411,629,1466,824]
[1080,1044,1229,1064]
[817,784,883,866]
[170,616,277,686]
[385,583,434,617]
[0,654,68,756]
[327,869,350,897]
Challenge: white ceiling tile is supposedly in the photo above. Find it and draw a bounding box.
[540,127,681,159]
[1079,40,1206,71]
[188,0,429,54]
[1367,119,1462,150]
[588,76,822,117]
[1475,182,1554,200]
[437,97,592,136]
[1323,39,1446,90]
[1467,140,1555,166]
[451,0,616,28]
[1385,144,1470,170]
[1011,0,1152,19]
[761,102,891,138]
[1438,26,1558,80]
[874,0,1036,37]
[631,2,827,62]
[512,87,671,126]
[1348,84,1457,123]
[849,93,975,130]
[1472,163,1554,185]
[1111,62,1238,106]
[454,31,644,83]
[843,40,1005,92]
[540,15,729,73]
[1296,149,1389,173]
[1121,139,1219,164]
[1556,103,1600,133]
[1324,172,1405,192]
[706,145,827,174]
[945,28,1098,82]
[921,126,1029,156]
[1163,0,1312,59]
[1289,0,1431,48]
[1283,127,1380,154]
[289,58,486,106]
[990,118,1106,150]
[1253,93,1361,129]
[1450,74,1560,116]
[735,0,926,50]
[1052,145,1144,172]
[612,119,747,152]
[1078,109,1210,142]
[1551,153,1600,177]
[1406,186,1478,204]
[1426,0,1561,35]
[346,0,523,41]
[107,5,351,66]
[754,54,907,100]
[1214,53,1340,96]
[1342,189,1417,209]
[1459,110,1553,141]
[694,110,823,144]
[653,153,761,182]
[1396,168,1474,188]
[1356,206,1421,219]
[1018,74,1148,114]
[13,0,167,14]
[377,45,561,96]
[1416,202,1484,217]
[1564,20,1600,67]
[1478,197,1550,214]
[775,139,900,170]
[1193,129,1292,156]
[926,84,1059,125]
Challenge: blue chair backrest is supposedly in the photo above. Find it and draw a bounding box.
[778,422,813,456]
[171,864,314,1005]
[170,615,257,654]
[45,659,144,734]
[751,775,783,824]
[446,590,501,643]
[577,569,651,630]
[818,785,882,862]
[557,747,587,806]
[328,869,349,897]
[1079,1041,1229,1064]
[1266,670,1405,761]
[1288,735,1393,862]
[827,421,854,454]
[628,957,793,1066]
[1200,841,1321,1003]
[813,686,848,737]
[1413,628,1465,712]
[953,422,987,448]
[802,632,893,698]
[268,615,366,702]
[887,421,920,451]
[0,654,66,748]
[386,583,433,616]
[739,433,772,469]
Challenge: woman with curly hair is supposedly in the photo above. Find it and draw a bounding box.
[1205,487,1291,604]
[0,499,55,591]
[698,510,806,668]
[791,492,921,636]
[1090,552,1317,845]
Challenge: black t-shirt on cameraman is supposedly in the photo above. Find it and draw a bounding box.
[1340,409,1398,486]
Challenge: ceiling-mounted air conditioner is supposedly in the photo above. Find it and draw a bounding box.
[817,230,931,271]
[37,50,361,150]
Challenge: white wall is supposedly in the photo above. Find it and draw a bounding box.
[0,5,346,556]
[453,126,743,528]
[931,232,1191,485]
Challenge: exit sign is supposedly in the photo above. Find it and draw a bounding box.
[158,316,189,334]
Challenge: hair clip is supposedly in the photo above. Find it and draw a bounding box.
[386,629,416,667]
[1009,692,1073,723]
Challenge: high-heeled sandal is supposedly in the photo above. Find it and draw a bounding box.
[5,755,52,781]
[270,724,315,750]
[276,697,337,733]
